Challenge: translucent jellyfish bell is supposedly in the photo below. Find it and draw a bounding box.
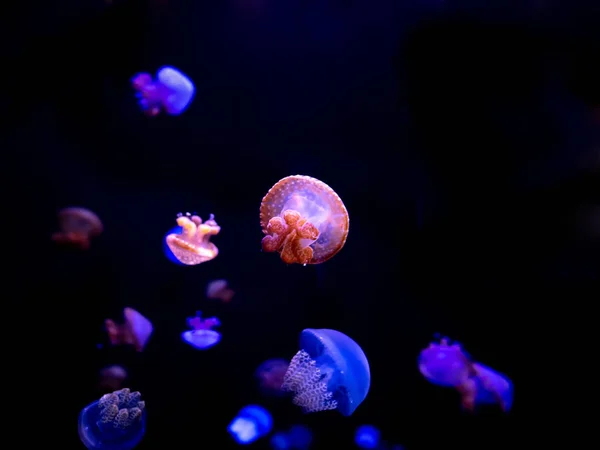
[99,365,128,392]
[270,425,313,450]
[163,226,184,265]
[181,311,221,350]
[105,308,153,352]
[131,66,195,116]
[281,329,370,416]
[460,362,514,413]
[255,358,289,396]
[260,175,350,265]
[52,207,103,249]
[206,279,235,303]
[78,388,146,450]
[418,336,471,387]
[227,405,273,445]
[355,425,381,449]
[165,212,220,266]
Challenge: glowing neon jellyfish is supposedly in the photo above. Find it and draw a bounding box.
[355,425,381,449]
[418,336,514,413]
[281,329,370,416]
[270,425,313,450]
[260,175,350,265]
[164,212,220,266]
[52,207,103,250]
[206,279,235,303]
[228,405,273,445]
[105,308,153,352]
[255,358,289,396]
[78,389,146,450]
[181,311,221,350]
[131,66,195,116]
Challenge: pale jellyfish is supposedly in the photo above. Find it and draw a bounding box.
[181,311,221,350]
[165,212,220,266]
[52,207,103,250]
[98,365,128,392]
[418,336,514,413]
[255,359,289,395]
[206,279,235,303]
[105,308,153,352]
[131,66,195,116]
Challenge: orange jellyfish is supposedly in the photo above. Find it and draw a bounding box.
[105,308,153,352]
[165,212,221,266]
[206,279,235,303]
[52,207,103,250]
[260,175,349,265]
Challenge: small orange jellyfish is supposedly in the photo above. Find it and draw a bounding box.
[165,212,221,266]
[105,308,153,352]
[206,279,235,303]
[260,175,349,265]
[52,207,103,250]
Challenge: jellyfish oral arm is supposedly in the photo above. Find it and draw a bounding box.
[261,210,320,265]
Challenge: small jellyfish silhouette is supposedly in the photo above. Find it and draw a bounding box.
[418,336,513,413]
[52,207,103,249]
[165,212,220,266]
[99,365,128,392]
[270,425,313,450]
[255,358,289,395]
[181,311,221,350]
[131,66,195,116]
[228,405,273,445]
[260,175,349,265]
[206,279,235,303]
[105,308,153,352]
[281,328,370,416]
[78,388,146,450]
[355,425,381,449]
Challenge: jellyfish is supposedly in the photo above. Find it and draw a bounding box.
[206,279,235,303]
[260,175,349,265]
[78,388,146,450]
[131,66,195,116]
[418,336,514,413]
[163,225,184,265]
[270,425,313,450]
[355,425,381,449]
[164,212,220,266]
[99,365,128,392]
[281,328,370,416]
[255,358,289,396]
[105,308,153,352]
[52,207,103,249]
[228,405,273,445]
[181,311,221,350]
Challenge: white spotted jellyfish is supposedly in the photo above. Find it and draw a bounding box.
[164,212,220,266]
[281,329,370,416]
[418,335,514,413]
[131,66,195,117]
[260,175,349,265]
[78,388,146,450]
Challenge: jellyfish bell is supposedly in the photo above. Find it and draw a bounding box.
[163,226,185,265]
[78,389,146,450]
[52,207,103,249]
[105,308,153,352]
[460,362,514,413]
[165,212,220,266]
[418,336,471,387]
[260,175,349,265]
[255,358,289,395]
[281,328,370,416]
[131,66,195,116]
[287,425,312,450]
[99,365,128,392]
[355,425,381,449]
[206,279,235,303]
[181,311,221,350]
[228,405,273,445]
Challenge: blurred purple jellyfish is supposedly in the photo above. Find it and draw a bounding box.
[131,66,195,117]
[181,311,221,350]
[52,207,103,250]
[206,279,235,303]
[105,308,153,352]
[255,359,289,396]
[418,335,513,413]
[98,365,128,392]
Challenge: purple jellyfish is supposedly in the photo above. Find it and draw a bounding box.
[181,311,221,350]
[131,66,195,117]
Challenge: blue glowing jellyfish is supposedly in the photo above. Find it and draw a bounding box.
[227,405,273,445]
[132,66,195,117]
[270,425,312,450]
[78,388,146,450]
[281,328,370,416]
[271,432,291,450]
[181,311,221,350]
[163,226,184,265]
[355,425,381,449]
